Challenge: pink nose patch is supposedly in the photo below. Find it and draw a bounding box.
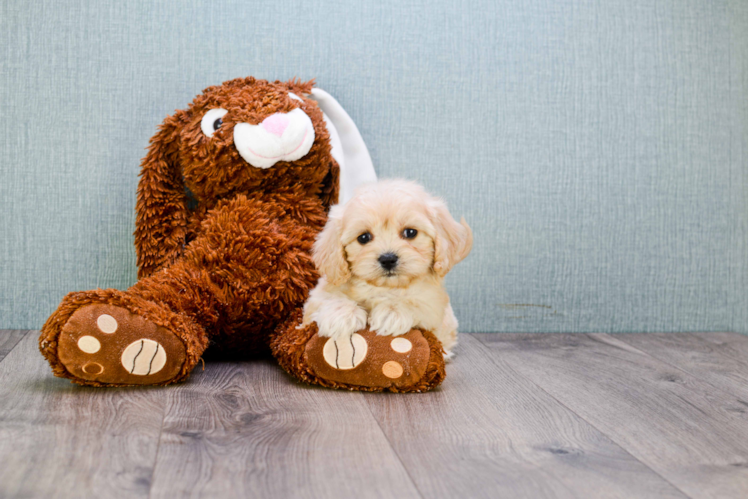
[261,113,290,137]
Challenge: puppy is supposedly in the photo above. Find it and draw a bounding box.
[302,179,473,356]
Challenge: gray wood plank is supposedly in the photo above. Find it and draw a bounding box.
[689,332,748,365]
[614,332,748,403]
[475,332,748,498]
[0,332,166,498]
[363,334,685,498]
[0,329,27,363]
[149,357,420,499]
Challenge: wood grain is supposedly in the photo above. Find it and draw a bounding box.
[689,331,748,365]
[0,332,166,498]
[149,357,419,498]
[0,329,27,363]
[615,332,748,403]
[363,334,684,498]
[4,329,748,498]
[476,332,748,498]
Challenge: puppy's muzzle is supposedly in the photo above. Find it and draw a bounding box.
[378,252,399,272]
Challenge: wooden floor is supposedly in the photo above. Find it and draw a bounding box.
[1,330,748,498]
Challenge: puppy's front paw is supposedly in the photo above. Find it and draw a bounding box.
[314,303,368,340]
[369,305,413,337]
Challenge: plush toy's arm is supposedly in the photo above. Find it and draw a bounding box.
[134,113,189,279]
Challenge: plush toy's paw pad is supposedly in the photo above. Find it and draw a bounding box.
[57,304,186,385]
[322,333,368,369]
[304,329,432,389]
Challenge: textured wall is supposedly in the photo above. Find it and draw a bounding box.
[1,0,746,333]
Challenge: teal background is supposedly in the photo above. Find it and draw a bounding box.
[1,0,746,333]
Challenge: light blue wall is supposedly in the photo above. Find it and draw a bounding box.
[1,0,746,333]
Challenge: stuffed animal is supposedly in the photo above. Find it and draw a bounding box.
[39,77,446,392]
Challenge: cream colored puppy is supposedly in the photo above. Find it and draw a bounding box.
[302,179,473,356]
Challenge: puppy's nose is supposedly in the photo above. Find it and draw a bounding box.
[378,252,399,271]
[261,113,290,137]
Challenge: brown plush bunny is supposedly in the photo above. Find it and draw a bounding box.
[38,77,446,392]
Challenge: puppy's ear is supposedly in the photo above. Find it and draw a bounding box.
[313,205,351,286]
[429,198,473,277]
[135,110,189,279]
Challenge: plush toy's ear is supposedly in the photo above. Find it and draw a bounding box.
[429,198,473,278]
[318,157,340,210]
[309,88,377,204]
[312,204,351,286]
[134,111,189,279]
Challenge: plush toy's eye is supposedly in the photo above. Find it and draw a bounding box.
[288,93,303,103]
[357,232,372,245]
[402,228,418,239]
[200,108,228,138]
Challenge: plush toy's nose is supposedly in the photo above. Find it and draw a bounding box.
[261,113,290,137]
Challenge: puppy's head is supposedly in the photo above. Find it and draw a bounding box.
[313,179,473,287]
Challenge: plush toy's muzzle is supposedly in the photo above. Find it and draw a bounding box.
[233,107,316,169]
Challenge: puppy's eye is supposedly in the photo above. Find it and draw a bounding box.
[402,228,418,239]
[357,232,372,245]
[201,108,228,138]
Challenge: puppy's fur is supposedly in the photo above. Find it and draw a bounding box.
[302,179,473,356]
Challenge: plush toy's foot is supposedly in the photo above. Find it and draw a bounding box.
[305,329,439,389]
[56,304,187,385]
[40,290,209,387]
[272,310,446,392]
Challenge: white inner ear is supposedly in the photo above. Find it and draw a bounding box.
[288,92,303,102]
[309,88,377,205]
[321,111,344,174]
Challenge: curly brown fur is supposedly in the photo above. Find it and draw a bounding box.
[131,191,328,358]
[135,77,334,279]
[39,76,448,391]
[41,77,339,385]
